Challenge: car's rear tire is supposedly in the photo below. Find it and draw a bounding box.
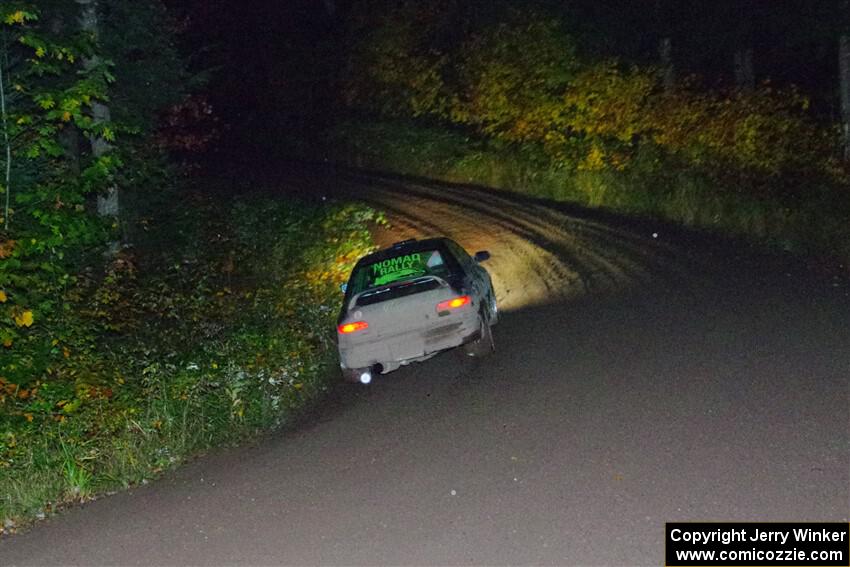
[488,293,499,326]
[463,312,495,357]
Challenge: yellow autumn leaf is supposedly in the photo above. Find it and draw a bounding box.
[5,11,25,24]
[0,290,6,303]
[61,111,71,122]
[14,310,34,328]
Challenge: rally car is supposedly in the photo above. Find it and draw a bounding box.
[337,238,498,384]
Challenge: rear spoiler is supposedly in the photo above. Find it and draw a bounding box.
[348,275,449,311]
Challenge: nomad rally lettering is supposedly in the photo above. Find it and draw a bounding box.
[371,253,422,277]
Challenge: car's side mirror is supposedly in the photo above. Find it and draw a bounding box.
[473,251,490,263]
[340,283,348,293]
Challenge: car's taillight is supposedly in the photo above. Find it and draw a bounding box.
[436,295,471,312]
[338,321,369,334]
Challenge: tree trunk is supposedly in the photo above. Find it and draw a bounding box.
[840,34,850,161]
[654,0,674,92]
[733,47,755,92]
[76,0,119,221]
[659,37,674,91]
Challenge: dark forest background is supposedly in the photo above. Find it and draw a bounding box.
[167,1,850,258]
[167,0,850,144]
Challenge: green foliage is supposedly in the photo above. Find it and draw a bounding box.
[0,0,237,530]
[546,62,656,170]
[100,0,188,134]
[0,195,379,527]
[340,3,844,184]
[342,1,450,117]
[0,0,195,390]
[0,2,115,391]
[446,12,577,141]
[650,85,837,180]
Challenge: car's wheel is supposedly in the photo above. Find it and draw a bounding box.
[463,311,495,357]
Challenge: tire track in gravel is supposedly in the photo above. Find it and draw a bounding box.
[372,177,685,282]
[334,171,681,310]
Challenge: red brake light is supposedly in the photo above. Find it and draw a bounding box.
[338,321,369,334]
[436,295,471,311]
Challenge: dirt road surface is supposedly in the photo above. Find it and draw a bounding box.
[2,167,848,565]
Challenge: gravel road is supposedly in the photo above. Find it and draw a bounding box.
[2,167,848,566]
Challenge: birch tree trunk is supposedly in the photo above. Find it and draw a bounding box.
[733,47,755,92]
[654,0,674,91]
[76,0,119,220]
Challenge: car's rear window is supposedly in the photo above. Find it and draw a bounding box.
[348,249,451,297]
[355,277,443,307]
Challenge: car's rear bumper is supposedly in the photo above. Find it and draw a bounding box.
[339,313,479,373]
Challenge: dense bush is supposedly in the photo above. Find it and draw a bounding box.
[0,1,383,530]
[651,86,838,180]
[445,13,577,142]
[343,3,841,180]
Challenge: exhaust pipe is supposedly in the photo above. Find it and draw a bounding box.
[359,363,383,385]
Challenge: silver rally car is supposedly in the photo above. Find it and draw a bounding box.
[337,238,498,384]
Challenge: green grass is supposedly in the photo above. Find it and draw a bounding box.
[0,193,379,529]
